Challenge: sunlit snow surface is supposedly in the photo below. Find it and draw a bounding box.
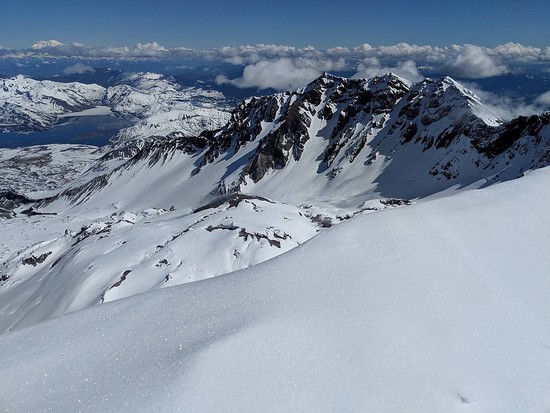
[1,169,549,412]
[0,198,320,331]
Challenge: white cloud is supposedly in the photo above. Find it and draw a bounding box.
[491,42,542,62]
[354,57,423,82]
[353,43,374,54]
[444,45,508,78]
[216,58,322,90]
[462,82,549,120]
[376,43,443,61]
[8,41,550,79]
[62,63,95,75]
[135,42,166,52]
[534,90,550,106]
[123,42,168,57]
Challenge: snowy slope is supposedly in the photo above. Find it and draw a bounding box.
[1,168,549,412]
[0,136,408,330]
[0,195,321,331]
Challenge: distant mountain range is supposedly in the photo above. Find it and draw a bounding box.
[0,72,231,144]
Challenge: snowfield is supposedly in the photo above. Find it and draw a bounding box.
[1,168,549,412]
[0,196,322,332]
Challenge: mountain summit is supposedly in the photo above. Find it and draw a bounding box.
[30,39,63,49]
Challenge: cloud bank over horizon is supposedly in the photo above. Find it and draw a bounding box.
[2,40,550,92]
[4,39,550,65]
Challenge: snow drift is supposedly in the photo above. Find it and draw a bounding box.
[1,168,549,412]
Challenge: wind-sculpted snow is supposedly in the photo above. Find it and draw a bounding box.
[1,169,549,412]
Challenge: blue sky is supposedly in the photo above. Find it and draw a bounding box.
[1,0,549,49]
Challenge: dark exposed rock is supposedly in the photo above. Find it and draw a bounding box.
[199,95,280,168]
[205,224,239,232]
[399,101,421,119]
[0,190,32,219]
[319,104,334,120]
[109,270,132,289]
[22,251,52,267]
[474,114,550,158]
[193,193,272,213]
[435,128,459,149]
[243,100,311,182]
[20,207,58,217]
[401,123,418,143]
[71,223,112,245]
[238,228,281,248]
[348,136,368,163]
[380,199,412,206]
[310,214,332,228]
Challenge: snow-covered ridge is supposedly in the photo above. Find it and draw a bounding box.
[1,167,549,412]
[190,72,549,204]
[0,196,322,332]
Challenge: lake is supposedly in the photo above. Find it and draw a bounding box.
[0,115,133,148]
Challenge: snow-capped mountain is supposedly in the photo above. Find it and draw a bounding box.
[0,72,231,140]
[36,73,550,214]
[194,73,549,204]
[0,75,104,131]
[30,39,64,50]
[0,73,549,333]
[105,72,231,145]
